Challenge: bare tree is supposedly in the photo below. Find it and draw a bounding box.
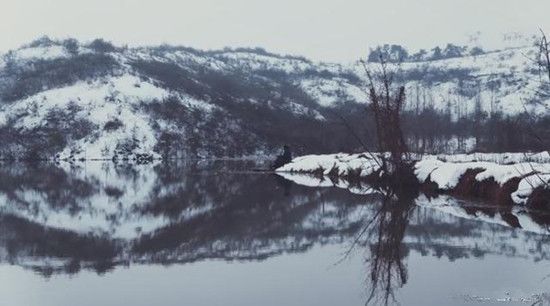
[537,29,550,85]
[519,29,550,193]
[528,29,550,153]
[360,54,411,177]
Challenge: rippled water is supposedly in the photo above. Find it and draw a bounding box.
[0,161,549,306]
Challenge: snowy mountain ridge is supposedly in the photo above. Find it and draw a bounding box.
[0,38,548,159]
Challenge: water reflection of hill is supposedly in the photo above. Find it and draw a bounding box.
[0,161,549,278]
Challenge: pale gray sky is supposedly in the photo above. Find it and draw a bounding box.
[1,0,550,62]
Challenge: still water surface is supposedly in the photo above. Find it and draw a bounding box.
[0,161,549,306]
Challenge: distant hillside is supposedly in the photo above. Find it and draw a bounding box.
[0,37,548,160]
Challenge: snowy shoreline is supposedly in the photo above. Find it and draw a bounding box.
[276,152,550,206]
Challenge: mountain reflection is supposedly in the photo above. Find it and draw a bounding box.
[0,161,550,290]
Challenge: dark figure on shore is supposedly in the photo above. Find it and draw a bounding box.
[271,145,292,170]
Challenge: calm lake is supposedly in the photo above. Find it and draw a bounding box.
[0,161,549,306]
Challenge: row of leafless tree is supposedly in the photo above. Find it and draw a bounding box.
[535,30,550,153]
[359,30,550,162]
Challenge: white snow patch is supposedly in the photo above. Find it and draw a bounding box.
[14,45,68,61]
[277,153,381,177]
[512,174,550,204]
[280,152,550,205]
[0,74,171,159]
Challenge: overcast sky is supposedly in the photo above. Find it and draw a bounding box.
[1,0,550,62]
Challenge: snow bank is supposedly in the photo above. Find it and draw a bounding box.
[429,152,550,164]
[277,152,550,205]
[512,174,550,204]
[417,159,550,205]
[416,159,550,201]
[277,153,381,177]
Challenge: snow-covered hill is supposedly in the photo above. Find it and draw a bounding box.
[0,37,548,159]
[394,46,550,116]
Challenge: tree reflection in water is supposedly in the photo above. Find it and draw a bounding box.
[339,187,416,306]
[366,193,414,305]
